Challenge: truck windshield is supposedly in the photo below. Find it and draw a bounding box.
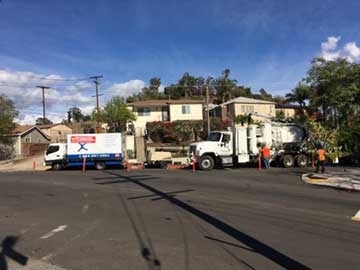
[46,145,59,155]
[207,132,222,142]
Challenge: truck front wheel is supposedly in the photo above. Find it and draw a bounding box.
[198,155,215,170]
[282,155,294,168]
[95,162,106,170]
[52,163,63,171]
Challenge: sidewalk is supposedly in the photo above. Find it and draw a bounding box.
[0,154,49,172]
[8,258,70,270]
[302,170,360,191]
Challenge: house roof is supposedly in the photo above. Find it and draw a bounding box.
[128,99,204,107]
[221,97,275,106]
[38,123,71,129]
[275,103,302,109]
[11,125,34,135]
[8,125,51,140]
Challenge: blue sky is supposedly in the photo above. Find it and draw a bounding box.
[1,0,360,123]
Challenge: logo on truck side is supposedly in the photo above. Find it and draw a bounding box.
[70,136,96,152]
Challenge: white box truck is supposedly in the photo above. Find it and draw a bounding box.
[44,133,124,170]
[189,122,309,170]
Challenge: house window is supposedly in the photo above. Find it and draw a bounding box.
[138,107,150,116]
[269,106,274,114]
[25,137,31,143]
[241,105,254,113]
[182,105,191,114]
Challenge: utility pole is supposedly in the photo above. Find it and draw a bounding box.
[36,86,50,123]
[90,75,103,112]
[206,85,210,135]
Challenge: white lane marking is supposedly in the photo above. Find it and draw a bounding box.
[352,210,360,221]
[82,204,89,213]
[40,225,68,239]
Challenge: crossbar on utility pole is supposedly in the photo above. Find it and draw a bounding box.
[36,86,50,122]
[90,75,103,112]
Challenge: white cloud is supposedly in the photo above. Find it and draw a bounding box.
[64,80,92,91]
[322,50,341,61]
[0,69,94,112]
[344,42,360,59]
[320,36,360,62]
[106,79,146,97]
[321,36,341,51]
[16,112,67,125]
[78,105,95,115]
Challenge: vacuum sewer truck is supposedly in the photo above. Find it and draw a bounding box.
[189,122,308,170]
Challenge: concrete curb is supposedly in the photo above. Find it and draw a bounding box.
[0,157,23,165]
[302,172,360,191]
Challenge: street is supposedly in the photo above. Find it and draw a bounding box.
[1,167,359,270]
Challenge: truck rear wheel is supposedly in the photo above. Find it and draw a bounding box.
[282,155,294,168]
[95,162,106,170]
[52,163,62,171]
[296,154,308,168]
[199,155,214,170]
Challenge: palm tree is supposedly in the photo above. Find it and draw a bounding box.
[286,83,310,108]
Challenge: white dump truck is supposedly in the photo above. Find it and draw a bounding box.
[44,133,124,170]
[189,122,308,170]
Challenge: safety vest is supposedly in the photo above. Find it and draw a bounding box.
[262,147,270,158]
[318,149,325,161]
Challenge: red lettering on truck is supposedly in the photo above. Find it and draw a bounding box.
[70,136,96,144]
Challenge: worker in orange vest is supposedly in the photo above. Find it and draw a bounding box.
[316,146,326,173]
[260,144,271,169]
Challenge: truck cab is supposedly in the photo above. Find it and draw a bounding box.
[44,143,67,170]
[190,131,234,170]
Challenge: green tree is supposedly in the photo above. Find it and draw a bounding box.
[275,110,285,120]
[0,95,18,144]
[36,117,53,125]
[149,77,161,94]
[215,69,237,103]
[95,97,136,132]
[291,57,360,154]
[286,83,310,109]
[67,107,88,123]
[305,57,360,127]
[126,77,165,102]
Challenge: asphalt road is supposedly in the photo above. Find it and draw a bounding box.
[0,167,359,270]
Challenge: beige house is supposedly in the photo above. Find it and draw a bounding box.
[39,123,72,142]
[6,125,51,157]
[210,96,276,123]
[275,103,302,119]
[128,99,204,135]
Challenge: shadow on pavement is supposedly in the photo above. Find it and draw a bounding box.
[100,171,311,270]
[95,175,158,185]
[205,236,255,252]
[128,189,195,201]
[0,236,28,270]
